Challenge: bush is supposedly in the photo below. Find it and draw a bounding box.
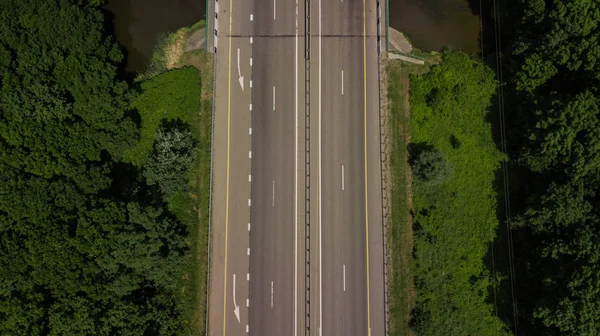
[411,145,453,185]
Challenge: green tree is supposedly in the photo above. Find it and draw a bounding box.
[514,182,600,335]
[411,146,453,185]
[144,124,196,200]
[520,91,600,179]
[514,0,600,74]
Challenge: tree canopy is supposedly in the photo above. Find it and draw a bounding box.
[0,0,196,334]
[495,0,600,334]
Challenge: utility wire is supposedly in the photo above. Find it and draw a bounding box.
[479,0,499,319]
[490,0,520,334]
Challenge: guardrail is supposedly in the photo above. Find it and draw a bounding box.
[204,0,219,334]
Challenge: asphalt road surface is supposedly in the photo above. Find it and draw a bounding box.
[208,0,384,334]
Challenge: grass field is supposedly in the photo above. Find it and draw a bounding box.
[127,21,213,335]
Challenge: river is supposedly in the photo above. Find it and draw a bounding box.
[105,0,478,73]
[104,0,206,72]
[388,0,481,53]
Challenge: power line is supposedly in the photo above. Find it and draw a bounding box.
[490,0,520,334]
[479,0,499,320]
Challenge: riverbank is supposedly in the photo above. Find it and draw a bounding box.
[137,20,207,81]
[132,20,213,335]
[384,49,431,336]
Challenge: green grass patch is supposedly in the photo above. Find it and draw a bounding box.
[126,67,201,166]
[188,20,206,35]
[407,51,510,335]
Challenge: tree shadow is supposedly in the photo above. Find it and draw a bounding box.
[407,142,436,166]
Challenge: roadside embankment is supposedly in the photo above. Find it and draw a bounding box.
[130,20,213,336]
[384,52,430,336]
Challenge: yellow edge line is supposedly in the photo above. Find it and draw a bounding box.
[363,0,372,333]
[222,0,233,334]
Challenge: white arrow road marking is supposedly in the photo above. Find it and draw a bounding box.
[233,274,241,323]
[237,48,244,91]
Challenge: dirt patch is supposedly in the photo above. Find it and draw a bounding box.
[165,30,187,69]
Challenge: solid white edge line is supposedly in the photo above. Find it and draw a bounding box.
[273,86,276,111]
[341,70,344,95]
[274,0,276,20]
[294,1,299,334]
[318,0,323,332]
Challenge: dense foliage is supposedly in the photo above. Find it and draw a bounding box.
[495,0,600,334]
[411,147,453,185]
[0,0,201,334]
[408,51,508,335]
[144,124,196,201]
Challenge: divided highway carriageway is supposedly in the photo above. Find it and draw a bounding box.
[207,0,386,334]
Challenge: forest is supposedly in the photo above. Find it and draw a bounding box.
[492,0,600,334]
[0,0,209,334]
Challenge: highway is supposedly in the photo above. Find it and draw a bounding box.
[207,0,384,334]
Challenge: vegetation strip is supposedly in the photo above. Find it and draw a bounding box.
[386,51,510,335]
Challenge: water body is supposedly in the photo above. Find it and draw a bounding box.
[104,0,206,72]
[388,0,480,53]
